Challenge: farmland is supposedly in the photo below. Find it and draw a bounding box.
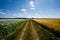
[0,19,27,40]
[0,19,60,40]
[34,18,60,37]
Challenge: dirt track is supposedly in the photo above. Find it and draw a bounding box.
[15,19,60,40]
[30,21,39,40]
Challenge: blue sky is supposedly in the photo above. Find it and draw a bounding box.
[0,0,60,18]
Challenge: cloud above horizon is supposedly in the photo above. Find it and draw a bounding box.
[0,0,60,18]
[21,9,26,12]
[0,12,6,14]
[29,1,35,10]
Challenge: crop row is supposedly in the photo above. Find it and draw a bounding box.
[0,20,27,40]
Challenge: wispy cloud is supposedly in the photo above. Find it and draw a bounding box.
[56,13,60,15]
[21,8,28,14]
[31,8,35,10]
[0,12,6,14]
[21,9,26,12]
[29,1,35,10]
[29,1,35,7]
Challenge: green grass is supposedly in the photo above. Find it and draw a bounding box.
[0,19,27,40]
[5,20,27,40]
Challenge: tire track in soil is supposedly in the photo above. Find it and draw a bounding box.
[14,21,28,40]
[18,21,30,40]
[30,20,40,40]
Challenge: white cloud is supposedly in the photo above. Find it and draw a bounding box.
[29,1,35,7]
[30,1,34,4]
[31,8,35,10]
[21,9,28,14]
[21,9,26,12]
[29,1,35,10]
[56,13,60,15]
[0,12,6,14]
